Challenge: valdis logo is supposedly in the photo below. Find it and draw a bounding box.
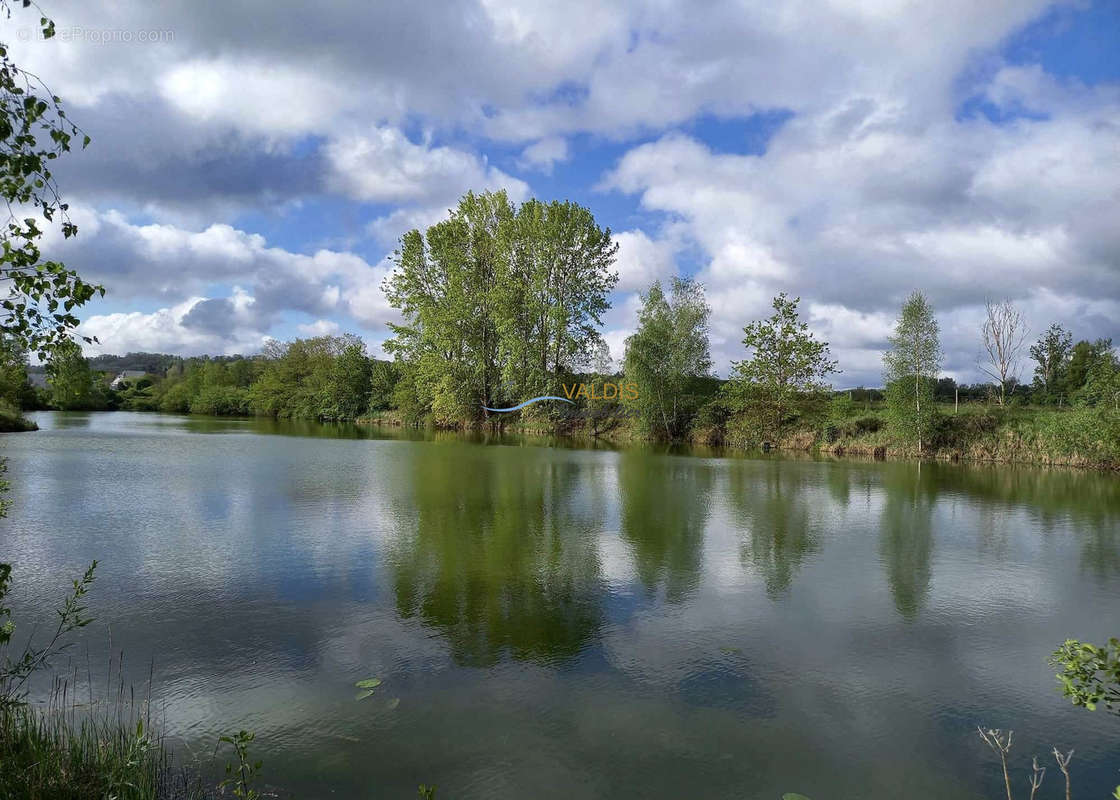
[483,381,639,413]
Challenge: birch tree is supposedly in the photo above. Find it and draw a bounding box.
[883,292,941,453]
[623,278,712,441]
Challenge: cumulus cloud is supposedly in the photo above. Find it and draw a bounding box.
[599,68,1120,383]
[517,137,569,174]
[40,207,399,352]
[81,295,270,357]
[2,0,1114,376]
[297,319,342,338]
[325,128,528,206]
[611,230,679,293]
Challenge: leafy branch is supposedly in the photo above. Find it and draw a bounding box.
[1,0,104,358]
[0,558,98,705]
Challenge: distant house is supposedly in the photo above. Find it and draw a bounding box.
[110,370,148,390]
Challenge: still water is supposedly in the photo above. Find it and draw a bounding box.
[2,412,1118,798]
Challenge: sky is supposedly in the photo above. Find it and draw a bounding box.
[7,0,1120,387]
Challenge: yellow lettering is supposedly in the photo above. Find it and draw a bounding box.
[575,384,590,400]
[562,383,578,399]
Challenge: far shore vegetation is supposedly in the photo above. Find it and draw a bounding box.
[3,193,1117,468]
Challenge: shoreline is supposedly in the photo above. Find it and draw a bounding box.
[13,407,1118,472]
[361,411,1120,471]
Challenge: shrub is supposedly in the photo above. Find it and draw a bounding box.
[189,386,251,417]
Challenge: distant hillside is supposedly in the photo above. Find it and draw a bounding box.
[27,352,256,377]
[86,352,184,375]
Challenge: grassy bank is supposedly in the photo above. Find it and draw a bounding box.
[0,399,37,432]
[366,403,1120,469]
[722,403,1120,469]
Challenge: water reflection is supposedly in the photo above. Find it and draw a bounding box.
[729,461,820,598]
[878,464,935,620]
[936,464,1120,580]
[387,445,604,666]
[617,452,712,602]
[5,412,1120,799]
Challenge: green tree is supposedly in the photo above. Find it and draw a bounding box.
[368,359,400,413]
[623,277,712,441]
[1,3,103,358]
[0,334,32,407]
[1078,346,1120,410]
[324,339,371,420]
[248,335,368,420]
[383,191,617,425]
[383,191,514,422]
[45,338,94,409]
[1065,338,1114,401]
[1030,323,1072,404]
[730,293,837,439]
[497,198,618,404]
[883,292,941,453]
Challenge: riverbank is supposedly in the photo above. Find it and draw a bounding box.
[0,401,37,432]
[364,403,1120,470]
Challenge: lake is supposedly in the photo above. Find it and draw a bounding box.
[2,411,1118,798]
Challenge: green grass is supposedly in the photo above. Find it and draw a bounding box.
[814,404,1120,468]
[0,399,37,432]
[0,677,213,800]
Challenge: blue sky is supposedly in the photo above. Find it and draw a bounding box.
[9,0,1120,386]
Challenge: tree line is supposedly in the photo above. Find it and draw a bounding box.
[3,190,1117,454]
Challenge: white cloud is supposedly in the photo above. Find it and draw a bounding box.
[611,230,678,293]
[5,0,1115,377]
[81,296,269,356]
[297,319,342,338]
[517,137,569,174]
[158,59,351,137]
[600,68,1120,382]
[325,128,528,205]
[42,206,400,351]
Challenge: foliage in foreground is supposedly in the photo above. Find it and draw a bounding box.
[0,555,263,799]
[0,696,212,800]
[1051,638,1120,716]
[1,1,104,358]
[977,728,1082,800]
[0,557,209,799]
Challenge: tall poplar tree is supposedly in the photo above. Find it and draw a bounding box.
[883,292,942,453]
[383,191,617,425]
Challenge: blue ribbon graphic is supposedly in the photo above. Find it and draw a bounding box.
[481,396,576,412]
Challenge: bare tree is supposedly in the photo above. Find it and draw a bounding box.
[1028,756,1045,800]
[979,299,1030,405]
[1053,748,1073,800]
[979,727,1015,800]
